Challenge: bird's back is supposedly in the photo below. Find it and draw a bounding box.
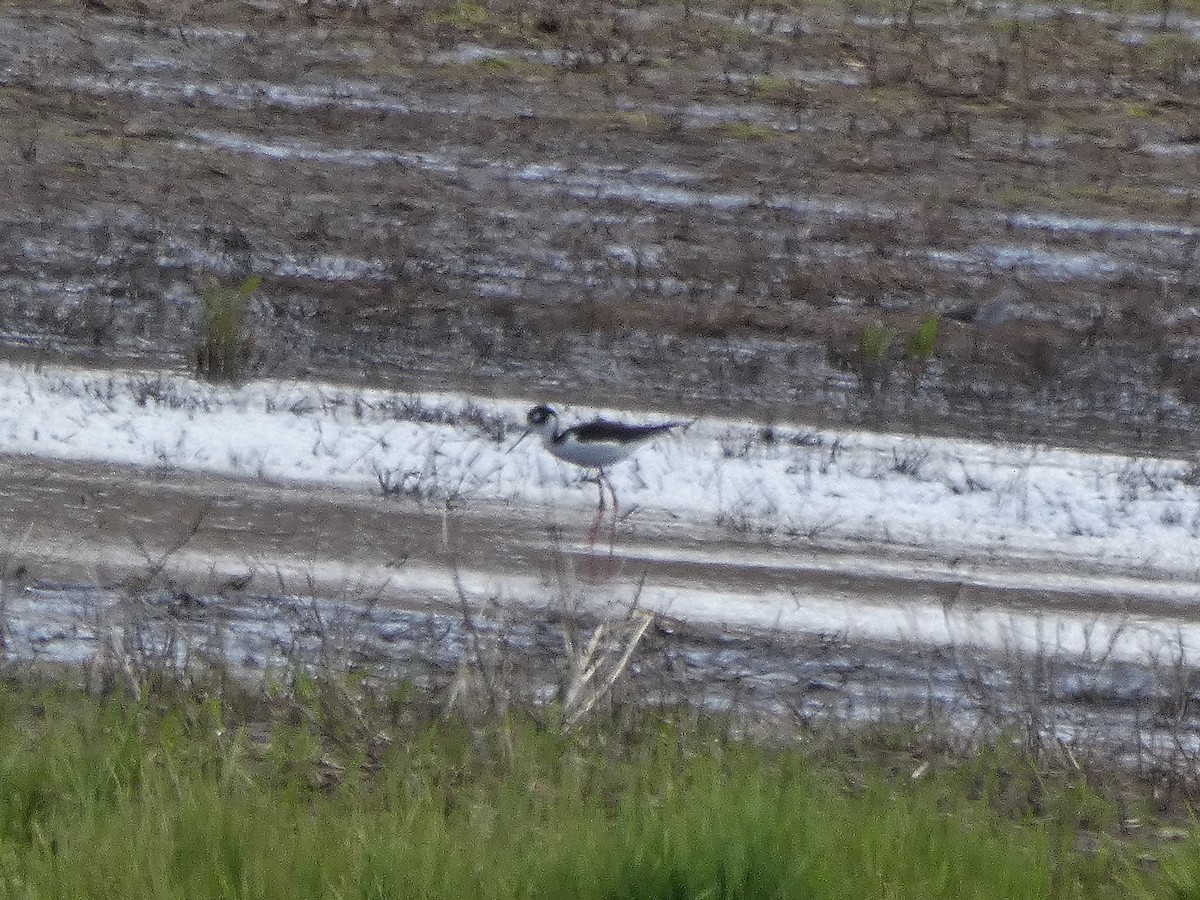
[565,419,687,444]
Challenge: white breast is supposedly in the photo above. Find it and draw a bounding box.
[543,433,637,468]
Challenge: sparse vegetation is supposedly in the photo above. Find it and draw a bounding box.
[430,0,488,28]
[719,121,776,140]
[194,276,258,383]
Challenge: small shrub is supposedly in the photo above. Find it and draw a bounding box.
[890,445,929,478]
[858,320,898,392]
[906,314,940,367]
[860,320,897,364]
[195,276,258,383]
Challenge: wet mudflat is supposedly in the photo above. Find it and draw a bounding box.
[2,0,1200,447]
[0,451,1195,768]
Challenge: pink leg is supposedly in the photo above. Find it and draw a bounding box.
[603,471,619,554]
[586,505,602,547]
[586,470,605,549]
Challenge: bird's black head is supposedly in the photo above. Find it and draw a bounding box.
[526,405,557,428]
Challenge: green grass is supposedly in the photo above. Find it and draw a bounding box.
[719,122,776,141]
[859,320,897,364]
[1124,102,1157,120]
[430,0,488,28]
[0,677,1188,899]
[906,313,940,364]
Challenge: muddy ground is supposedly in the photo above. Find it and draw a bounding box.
[1,455,1196,769]
[2,0,1200,448]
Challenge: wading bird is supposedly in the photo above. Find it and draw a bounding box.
[521,404,690,542]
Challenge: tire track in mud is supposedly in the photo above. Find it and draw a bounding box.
[3,453,1198,656]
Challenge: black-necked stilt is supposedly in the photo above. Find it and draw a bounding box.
[521,404,690,542]
[524,405,688,470]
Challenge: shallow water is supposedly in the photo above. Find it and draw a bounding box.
[0,441,1191,765]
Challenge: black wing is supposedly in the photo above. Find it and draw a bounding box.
[566,419,687,442]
